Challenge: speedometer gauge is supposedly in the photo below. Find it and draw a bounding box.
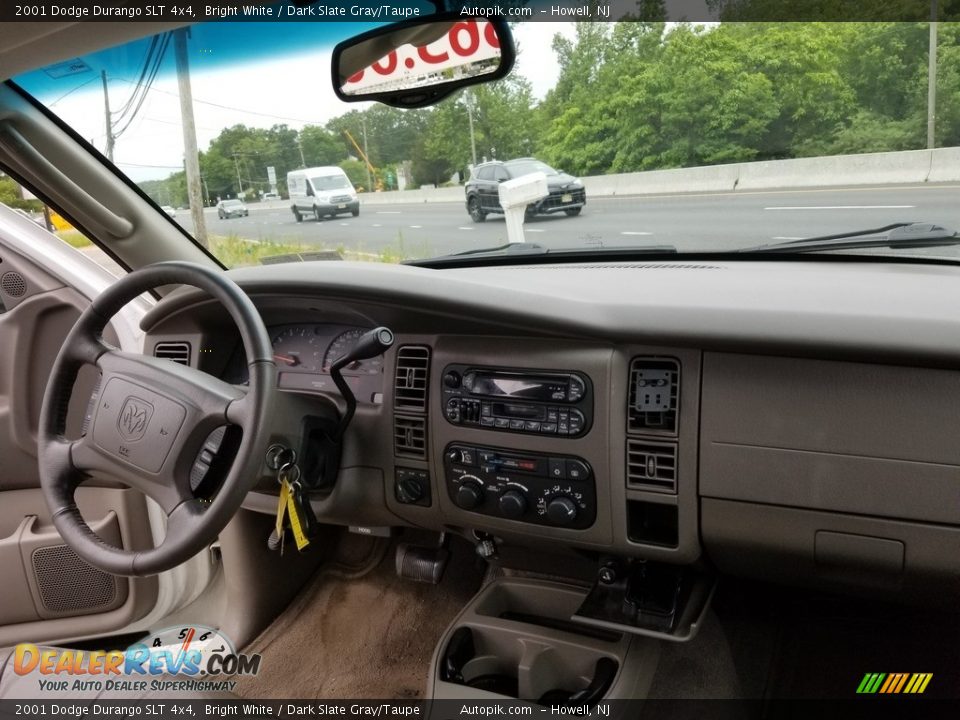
[323,328,384,376]
[271,325,324,373]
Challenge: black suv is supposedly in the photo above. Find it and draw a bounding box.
[464,158,586,222]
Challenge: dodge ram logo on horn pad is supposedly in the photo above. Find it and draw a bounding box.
[117,397,153,442]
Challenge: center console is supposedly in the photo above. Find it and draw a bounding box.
[429,577,661,702]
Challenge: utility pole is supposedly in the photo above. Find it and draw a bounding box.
[361,116,373,191]
[464,90,477,167]
[174,28,208,247]
[927,0,938,149]
[232,154,244,196]
[297,135,307,168]
[100,70,115,162]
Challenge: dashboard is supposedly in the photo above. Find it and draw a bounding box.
[141,258,960,603]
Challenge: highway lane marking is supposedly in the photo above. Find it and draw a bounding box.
[376,211,402,214]
[526,228,545,232]
[372,223,382,227]
[458,227,474,230]
[410,225,423,228]
[621,231,653,235]
[764,205,915,210]
[772,236,805,240]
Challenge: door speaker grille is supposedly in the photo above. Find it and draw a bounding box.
[32,544,118,613]
[1,271,26,297]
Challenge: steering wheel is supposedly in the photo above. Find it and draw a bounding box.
[38,262,276,577]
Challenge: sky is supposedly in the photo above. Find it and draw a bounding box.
[19,22,577,184]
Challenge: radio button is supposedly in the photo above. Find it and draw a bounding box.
[546,408,559,423]
[443,371,462,389]
[566,459,590,481]
[480,417,495,427]
[481,403,492,417]
[445,399,461,422]
[524,421,541,432]
[568,377,586,402]
[540,422,557,434]
[494,417,510,429]
[509,419,525,430]
[569,411,584,434]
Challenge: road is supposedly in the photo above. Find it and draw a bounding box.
[176,184,960,260]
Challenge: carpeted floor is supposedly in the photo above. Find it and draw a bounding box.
[235,531,486,699]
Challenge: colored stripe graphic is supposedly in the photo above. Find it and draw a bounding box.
[857,672,932,694]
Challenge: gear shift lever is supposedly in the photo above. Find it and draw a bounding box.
[330,326,394,441]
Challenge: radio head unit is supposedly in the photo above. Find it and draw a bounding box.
[442,365,593,437]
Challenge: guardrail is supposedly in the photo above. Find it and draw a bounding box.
[210,146,960,211]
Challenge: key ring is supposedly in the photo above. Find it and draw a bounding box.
[277,461,301,486]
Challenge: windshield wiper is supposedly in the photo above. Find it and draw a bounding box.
[741,222,960,254]
[408,242,678,268]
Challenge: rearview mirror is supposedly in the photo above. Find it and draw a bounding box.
[331,14,515,109]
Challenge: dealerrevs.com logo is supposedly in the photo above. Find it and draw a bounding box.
[14,626,261,694]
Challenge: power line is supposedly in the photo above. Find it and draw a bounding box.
[115,161,184,169]
[113,77,324,125]
[49,75,99,107]
[113,32,171,139]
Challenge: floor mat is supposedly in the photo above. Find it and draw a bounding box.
[235,532,485,699]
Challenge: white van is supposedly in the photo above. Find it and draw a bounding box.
[287,166,359,221]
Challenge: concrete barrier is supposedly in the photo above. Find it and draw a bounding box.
[735,148,935,190]
[209,147,958,210]
[927,147,960,183]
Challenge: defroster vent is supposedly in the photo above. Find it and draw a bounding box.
[628,357,679,435]
[154,341,191,365]
[627,440,677,493]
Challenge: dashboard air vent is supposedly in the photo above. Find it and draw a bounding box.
[394,415,427,458]
[394,345,430,412]
[627,440,677,493]
[154,342,191,366]
[628,357,679,435]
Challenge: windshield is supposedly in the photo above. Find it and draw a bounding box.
[312,175,351,191]
[10,17,960,267]
[506,160,558,177]
[222,200,243,207]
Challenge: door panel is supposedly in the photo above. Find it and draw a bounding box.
[0,242,160,645]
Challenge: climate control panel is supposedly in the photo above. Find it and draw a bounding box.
[443,443,595,529]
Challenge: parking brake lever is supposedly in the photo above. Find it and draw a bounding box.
[330,326,395,441]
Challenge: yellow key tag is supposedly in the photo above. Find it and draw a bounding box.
[275,479,290,540]
[286,490,310,551]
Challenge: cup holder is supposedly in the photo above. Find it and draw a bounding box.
[461,657,519,697]
[440,625,617,703]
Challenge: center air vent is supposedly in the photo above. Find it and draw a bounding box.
[393,345,430,459]
[394,345,430,412]
[627,440,677,493]
[394,416,427,458]
[628,357,679,435]
[154,341,191,366]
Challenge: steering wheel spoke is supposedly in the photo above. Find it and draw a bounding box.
[69,433,188,513]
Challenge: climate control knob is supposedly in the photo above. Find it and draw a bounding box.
[546,496,578,526]
[455,478,484,510]
[498,489,527,519]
